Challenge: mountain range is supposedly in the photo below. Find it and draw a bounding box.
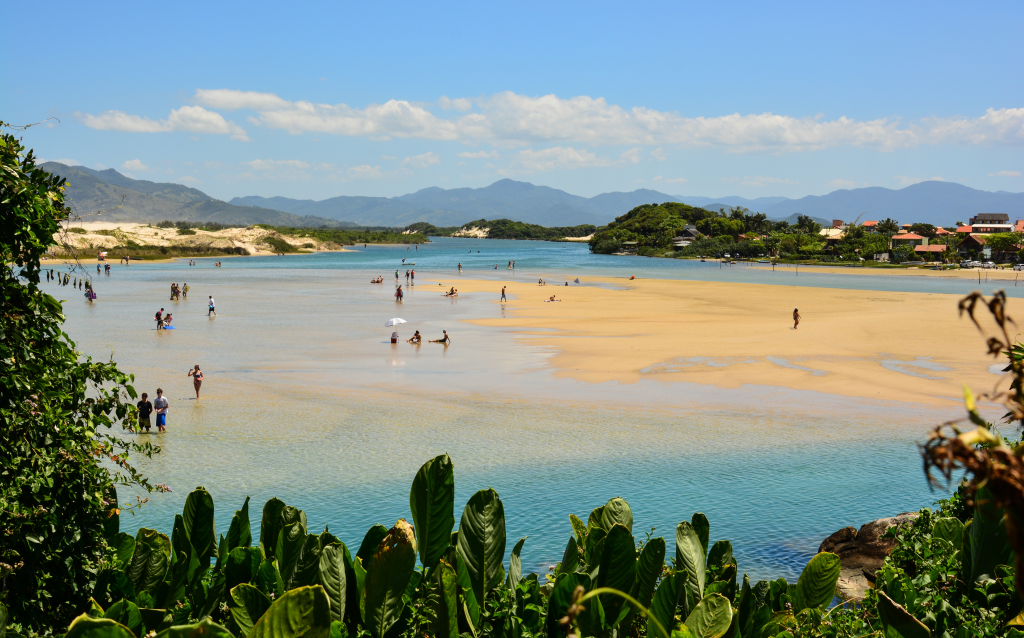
[43,162,1023,229]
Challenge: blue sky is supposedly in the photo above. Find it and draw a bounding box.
[5,0,1022,201]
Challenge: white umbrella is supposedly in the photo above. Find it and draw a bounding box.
[384,318,407,327]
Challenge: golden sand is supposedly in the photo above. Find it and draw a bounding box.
[752,263,1022,280]
[442,276,1011,406]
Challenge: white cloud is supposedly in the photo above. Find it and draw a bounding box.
[826,178,859,189]
[401,152,441,168]
[243,159,311,170]
[121,159,149,172]
[457,150,499,159]
[438,96,472,112]
[347,165,384,179]
[620,147,642,164]
[651,147,667,161]
[195,89,292,111]
[895,175,945,186]
[666,177,688,184]
[507,146,613,173]
[990,170,1021,177]
[81,105,249,141]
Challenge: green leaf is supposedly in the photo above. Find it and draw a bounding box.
[226,496,252,552]
[600,497,634,533]
[684,593,732,638]
[456,488,507,608]
[290,534,324,589]
[634,537,666,609]
[248,585,331,638]
[791,553,840,612]
[876,591,931,638]
[111,532,136,568]
[103,485,119,541]
[431,559,459,638]
[275,522,306,586]
[162,550,199,608]
[584,526,607,570]
[587,506,606,532]
[598,524,636,626]
[409,453,456,569]
[737,575,755,638]
[155,617,236,637]
[569,514,588,547]
[256,558,286,599]
[226,547,263,592]
[649,570,687,638]
[318,543,348,624]
[182,487,217,560]
[931,517,964,551]
[556,536,579,575]
[676,521,707,601]
[456,552,480,627]
[970,487,1012,581]
[506,537,527,590]
[259,498,286,558]
[357,525,389,563]
[128,528,171,597]
[64,613,136,638]
[360,520,417,638]
[707,541,734,571]
[229,583,272,637]
[546,573,601,638]
[671,628,697,638]
[690,513,710,557]
[103,599,142,636]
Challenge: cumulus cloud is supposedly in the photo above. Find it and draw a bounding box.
[81,105,249,140]
[895,175,945,186]
[121,159,149,172]
[438,96,472,112]
[401,152,441,168]
[620,147,642,164]
[665,177,688,183]
[347,165,385,179]
[826,178,859,188]
[244,159,311,170]
[507,147,613,174]
[990,170,1021,177]
[651,148,667,161]
[457,150,499,159]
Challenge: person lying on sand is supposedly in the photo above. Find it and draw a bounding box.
[429,330,451,344]
[544,296,559,302]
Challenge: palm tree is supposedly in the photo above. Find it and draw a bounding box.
[876,218,899,249]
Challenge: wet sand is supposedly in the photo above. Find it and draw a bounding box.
[444,276,1009,406]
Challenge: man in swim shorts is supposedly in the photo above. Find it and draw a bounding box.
[137,393,153,432]
[501,286,506,301]
[153,388,169,432]
[429,330,452,344]
[208,296,216,316]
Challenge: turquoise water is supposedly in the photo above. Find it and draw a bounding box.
[53,237,985,582]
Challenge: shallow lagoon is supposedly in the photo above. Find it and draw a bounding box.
[55,238,989,581]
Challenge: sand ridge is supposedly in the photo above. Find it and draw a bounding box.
[437,276,1012,406]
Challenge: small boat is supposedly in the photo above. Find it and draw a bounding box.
[757,259,770,263]
[700,258,706,262]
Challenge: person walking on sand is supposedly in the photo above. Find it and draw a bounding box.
[137,393,153,432]
[411,269,415,285]
[501,286,507,302]
[793,307,801,330]
[153,388,169,432]
[187,365,204,399]
[208,296,216,317]
[430,330,452,344]
[155,308,165,330]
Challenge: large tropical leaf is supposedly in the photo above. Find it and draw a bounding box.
[155,617,234,637]
[690,513,710,557]
[569,514,588,546]
[584,526,607,570]
[876,591,932,638]
[546,573,603,638]
[162,550,199,608]
[182,487,217,560]
[634,537,666,609]
[64,614,135,638]
[275,522,306,586]
[598,524,637,627]
[648,570,687,638]
[259,498,287,558]
[456,488,507,607]
[229,583,272,637]
[357,525,389,563]
[248,585,331,638]
[557,536,579,575]
[736,575,754,638]
[931,517,964,551]
[409,453,456,569]
[707,541,734,571]
[226,547,263,591]
[791,552,841,612]
[676,521,707,601]
[318,543,348,624]
[683,593,733,638]
[128,528,171,597]
[226,496,252,552]
[456,552,481,628]
[290,534,324,589]
[970,487,1013,581]
[431,559,459,638]
[506,537,527,590]
[600,497,634,533]
[103,599,142,636]
[110,532,136,569]
[256,559,286,599]
[587,506,605,533]
[360,520,418,638]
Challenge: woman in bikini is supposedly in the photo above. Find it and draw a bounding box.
[188,365,204,399]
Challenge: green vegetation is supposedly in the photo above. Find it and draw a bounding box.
[404,219,596,241]
[156,220,243,232]
[258,224,429,246]
[0,122,159,633]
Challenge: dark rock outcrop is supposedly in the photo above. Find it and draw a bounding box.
[820,512,919,599]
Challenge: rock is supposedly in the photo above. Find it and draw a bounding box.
[819,512,919,600]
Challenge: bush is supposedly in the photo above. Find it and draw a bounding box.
[592,238,622,254]
[67,226,87,234]
[177,227,196,235]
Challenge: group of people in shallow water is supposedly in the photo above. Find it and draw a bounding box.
[169,282,188,300]
[402,329,452,345]
[133,365,204,433]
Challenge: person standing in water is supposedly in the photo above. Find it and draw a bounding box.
[208,296,216,317]
[155,308,165,330]
[458,263,462,273]
[410,269,415,285]
[153,388,169,433]
[187,365,204,399]
[793,308,801,329]
[136,393,153,432]
[501,286,507,302]
[182,283,189,299]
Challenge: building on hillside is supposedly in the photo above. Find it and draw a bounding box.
[671,225,701,248]
[969,213,1009,225]
[863,221,878,232]
[914,245,947,262]
[971,222,1015,234]
[934,227,953,236]
[831,220,845,229]
[621,241,638,253]
[891,232,927,247]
